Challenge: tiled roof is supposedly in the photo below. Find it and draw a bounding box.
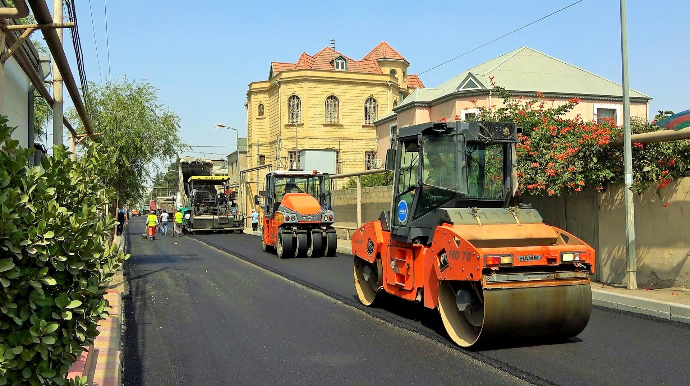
[270,44,420,77]
[406,74,424,89]
[271,62,295,73]
[363,41,408,62]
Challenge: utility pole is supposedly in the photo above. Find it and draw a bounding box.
[275,134,280,169]
[620,0,637,289]
[52,0,64,149]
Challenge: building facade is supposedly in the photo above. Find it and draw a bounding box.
[244,42,424,212]
[375,46,651,159]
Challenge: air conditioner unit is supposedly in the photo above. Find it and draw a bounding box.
[374,159,383,169]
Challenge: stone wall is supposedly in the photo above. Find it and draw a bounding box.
[523,178,690,289]
[331,185,393,237]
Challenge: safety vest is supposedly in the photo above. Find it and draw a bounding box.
[147,214,157,227]
[174,212,183,224]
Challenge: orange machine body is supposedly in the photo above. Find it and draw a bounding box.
[263,193,326,247]
[352,220,595,310]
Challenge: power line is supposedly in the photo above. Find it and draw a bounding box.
[419,0,584,75]
[103,0,112,80]
[87,0,103,80]
[65,0,89,100]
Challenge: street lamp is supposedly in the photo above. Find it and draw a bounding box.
[214,123,240,187]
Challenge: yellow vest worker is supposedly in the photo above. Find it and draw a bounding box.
[147,213,157,227]
[174,212,183,224]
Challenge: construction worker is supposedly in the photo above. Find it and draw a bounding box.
[146,210,158,240]
[173,209,183,237]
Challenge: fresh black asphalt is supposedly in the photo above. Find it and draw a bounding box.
[122,219,525,386]
[191,231,690,386]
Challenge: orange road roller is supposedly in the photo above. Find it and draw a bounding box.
[261,170,337,258]
[352,121,594,347]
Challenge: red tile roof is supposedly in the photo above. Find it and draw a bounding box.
[270,45,388,77]
[269,42,421,88]
[406,74,425,89]
[363,41,407,62]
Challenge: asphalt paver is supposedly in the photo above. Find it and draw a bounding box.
[194,231,690,386]
[122,219,525,386]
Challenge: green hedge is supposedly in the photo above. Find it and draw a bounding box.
[0,118,127,385]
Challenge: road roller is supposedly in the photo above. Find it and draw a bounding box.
[352,121,594,347]
[261,170,337,258]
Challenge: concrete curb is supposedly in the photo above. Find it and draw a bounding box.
[592,289,690,324]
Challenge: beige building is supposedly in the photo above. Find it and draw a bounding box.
[243,42,423,211]
[375,46,651,159]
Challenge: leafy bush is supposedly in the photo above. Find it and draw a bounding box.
[0,118,127,385]
[343,172,393,189]
[463,87,690,196]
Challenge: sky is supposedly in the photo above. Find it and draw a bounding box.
[56,0,689,160]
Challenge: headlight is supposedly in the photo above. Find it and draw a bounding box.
[561,252,584,262]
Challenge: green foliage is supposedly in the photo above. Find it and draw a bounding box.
[67,78,186,207]
[0,117,127,385]
[33,96,51,139]
[343,172,393,189]
[465,87,690,196]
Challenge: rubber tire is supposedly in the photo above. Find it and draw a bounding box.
[277,231,293,259]
[295,233,308,258]
[325,231,337,257]
[306,231,323,258]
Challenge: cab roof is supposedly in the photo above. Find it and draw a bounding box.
[267,170,328,177]
[188,175,229,183]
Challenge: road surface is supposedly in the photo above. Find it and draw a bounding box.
[122,219,525,385]
[191,231,690,386]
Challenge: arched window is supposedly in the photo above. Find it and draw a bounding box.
[364,97,378,125]
[288,95,301,124]
[325,95,339,123]
[258,103,264,117]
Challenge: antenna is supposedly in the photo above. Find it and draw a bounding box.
[330,39,335,51]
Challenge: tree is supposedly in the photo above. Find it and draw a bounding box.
[67,78,186,208]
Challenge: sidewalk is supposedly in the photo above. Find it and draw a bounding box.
[67,226,126,385]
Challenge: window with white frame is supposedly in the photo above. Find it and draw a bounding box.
[594,104,621,125]
[364,97,378,124]
[390,124,398,147]
[461,108,480,121]
[288,151,301,169]
[334,57,347,71]
[365,151,377,170]
[325,95,339,123]
[288,95,301,124]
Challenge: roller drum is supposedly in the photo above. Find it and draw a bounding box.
[438,280,592,347]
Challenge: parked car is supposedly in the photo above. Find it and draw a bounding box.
[131,209,141,216]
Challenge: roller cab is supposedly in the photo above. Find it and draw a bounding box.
[262,170,337,258]
[352,121,595,347]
